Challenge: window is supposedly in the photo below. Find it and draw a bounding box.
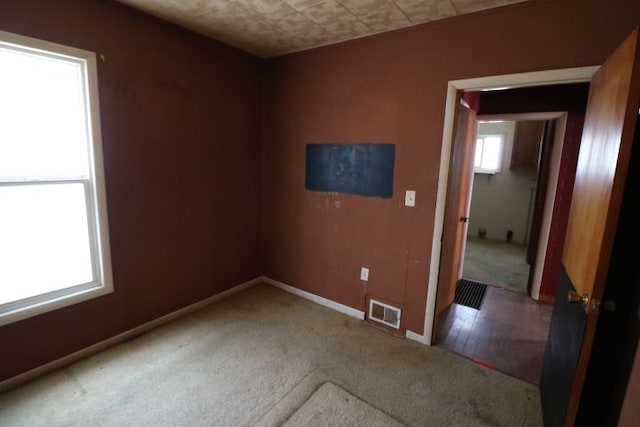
[474,134,504,174]
[0,31,112,326]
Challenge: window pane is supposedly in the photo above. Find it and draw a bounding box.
[481,136,502,170]
[0,48,89,179]
[0,183,94,304]
[474,138,484,167]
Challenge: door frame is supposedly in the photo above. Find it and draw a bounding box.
[421,66,600,344]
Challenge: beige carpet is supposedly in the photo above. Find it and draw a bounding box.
[463,236,530,293]
[0,284,543,426]
[282,382,404,426]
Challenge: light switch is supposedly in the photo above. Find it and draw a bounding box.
[405,190,416,207]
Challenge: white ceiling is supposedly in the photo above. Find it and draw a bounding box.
[116,0,529,57]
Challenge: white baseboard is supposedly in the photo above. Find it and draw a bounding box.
[0,277,262,393]
[262,276,365,320]
[405,330,427,344]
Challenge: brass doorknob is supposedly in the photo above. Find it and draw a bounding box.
[568,291,589,307]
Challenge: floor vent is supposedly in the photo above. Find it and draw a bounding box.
[454,278,488,310]
[368,299,401,329]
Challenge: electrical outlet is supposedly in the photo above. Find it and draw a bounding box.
[360,267,369,281]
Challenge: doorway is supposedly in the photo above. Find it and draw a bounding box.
[423,69,598,345]
[463,119,543,294]
[436,115,564,384]
[430,81,593,384]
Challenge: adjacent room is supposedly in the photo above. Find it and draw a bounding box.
[464,119,539,293]
[435,82,591,386]
[437,118,554,385]
[1,0,639,426]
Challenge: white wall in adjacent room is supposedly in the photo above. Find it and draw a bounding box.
[468,121,538,245]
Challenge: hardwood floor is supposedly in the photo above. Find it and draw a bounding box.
[435,286,553,385]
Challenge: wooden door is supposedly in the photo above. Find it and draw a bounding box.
[435,97,477,318]
[540,28,640,426]
[576,117,640,425]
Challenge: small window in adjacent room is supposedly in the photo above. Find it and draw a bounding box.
[474,134,504,174]
[0,31,113,326]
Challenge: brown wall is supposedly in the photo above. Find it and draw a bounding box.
[261,0,640,334]
[0,0,262,380]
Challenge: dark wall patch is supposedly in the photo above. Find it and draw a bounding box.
[305,143,395,198]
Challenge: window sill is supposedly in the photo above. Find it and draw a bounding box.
[0,282,113,327]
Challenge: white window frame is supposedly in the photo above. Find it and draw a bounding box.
[474,134,505,174]
[0,30,113,326]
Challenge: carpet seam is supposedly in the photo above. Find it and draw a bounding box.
[251,370,324,427]
[326,380,408,426]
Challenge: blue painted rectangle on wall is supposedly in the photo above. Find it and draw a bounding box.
[305,143,395,198]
